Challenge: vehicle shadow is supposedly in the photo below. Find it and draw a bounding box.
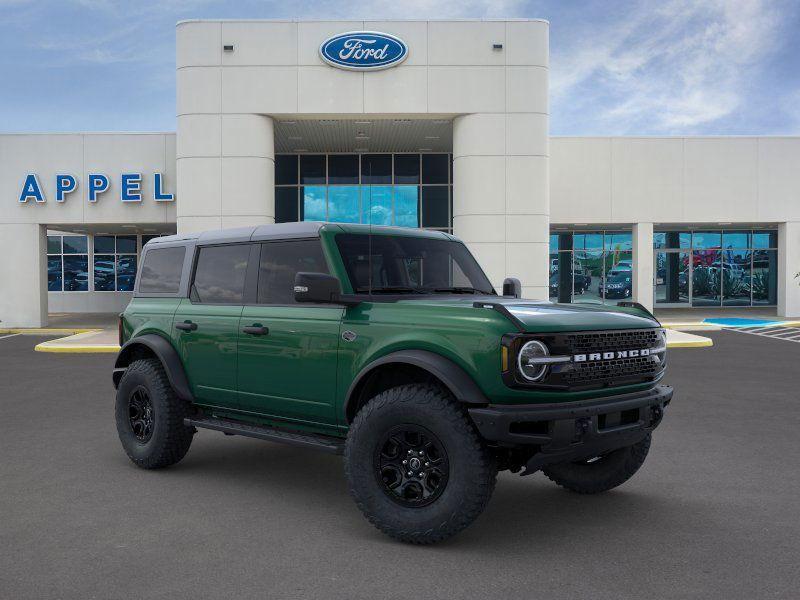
[149,433,714,552]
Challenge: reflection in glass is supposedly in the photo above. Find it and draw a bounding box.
[327,186,360,223]
[752,231,778,249]
[94,254,116,291]
[362,186,392,225]
[605,232,632,251]
[63,235,88,254]
[328,155,359,184]
[722,231,750,249]
[300,155,325,184]
[63,255,89,291]
[752,249,777,305]
[574,233,603,250]
[48,256,62,291]
[117,256,137,291]
[722,249,751,306]
[654,231,690,249]
[573,251,603,303]
[692,231,721,249]
[394,154,420,184]
[655,251,690,305]
[548,252,559,300]
[116,236,137,254]
[394,186,419,228]
[605,250,633,304]
[692,250,721,306]
[302,186,326,221]
[94,236,115,253]
[47,235,61,254]
[421,186,447,228]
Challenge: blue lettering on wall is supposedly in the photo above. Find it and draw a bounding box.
[55,174,77,202]
[18,173,174,205]
[87,173,110,203]
[319,31,408,71]
[121,173,142,202]
[153,173,174,202]
[19,174,45,203]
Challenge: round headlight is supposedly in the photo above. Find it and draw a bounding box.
[517,340,550,382]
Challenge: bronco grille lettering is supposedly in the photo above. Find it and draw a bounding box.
[573,347,653,363]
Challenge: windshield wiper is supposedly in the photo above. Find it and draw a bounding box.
[431,287,494,295]
[354,286,429,295]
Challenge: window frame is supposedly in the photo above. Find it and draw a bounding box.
[251,238,334,307]
[188,242,257,306]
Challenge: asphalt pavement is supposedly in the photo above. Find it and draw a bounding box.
[1,331,798,599]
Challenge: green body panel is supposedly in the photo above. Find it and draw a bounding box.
[172,298,242,408]
[237,305,343,426]
[121,297,182,344]
[121,223,663,438]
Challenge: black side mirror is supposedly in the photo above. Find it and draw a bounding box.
[502,277,521,298]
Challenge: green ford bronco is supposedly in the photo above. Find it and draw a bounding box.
[113,222,672,544]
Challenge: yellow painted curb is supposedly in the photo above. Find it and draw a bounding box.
[0,328,100,335]
[34,343,120,354]
[666,338,714,348]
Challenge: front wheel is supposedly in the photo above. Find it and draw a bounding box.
[345,384,497,544]
[542,434,651,494]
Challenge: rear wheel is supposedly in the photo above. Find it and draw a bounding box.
[115,358,194,469]
[542,434,651,494]
[345,384,497,544]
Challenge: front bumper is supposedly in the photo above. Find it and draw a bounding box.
[468,384,672,474]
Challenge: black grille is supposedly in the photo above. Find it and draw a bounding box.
[565,329,662,354]
[564,355,658,387]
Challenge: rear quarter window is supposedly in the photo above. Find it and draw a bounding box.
[138,246,186,294]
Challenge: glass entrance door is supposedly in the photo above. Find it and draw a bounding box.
[654,250,690,307]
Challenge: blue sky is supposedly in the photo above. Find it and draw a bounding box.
[1,0,798,135]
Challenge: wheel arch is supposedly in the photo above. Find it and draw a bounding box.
[343,350,489,423]
[113,334,193,402]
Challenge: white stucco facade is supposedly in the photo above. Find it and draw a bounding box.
[0,19,799,328]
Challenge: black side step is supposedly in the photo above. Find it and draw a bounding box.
[184,417,345,455]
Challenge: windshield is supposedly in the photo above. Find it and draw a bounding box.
[335,233,495,295]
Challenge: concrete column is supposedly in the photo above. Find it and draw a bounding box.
[0,224,47,327]
[632,222,654,312]
[453,113,549,299]
[778,221,800,318]
[177,114,275,233]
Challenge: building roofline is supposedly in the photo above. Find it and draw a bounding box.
[176,18,549,26]
[0,131,175,136]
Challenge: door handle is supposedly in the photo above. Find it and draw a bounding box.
[175,321,198,332]
[242,325,269,336]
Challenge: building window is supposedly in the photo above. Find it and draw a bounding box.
[548,230,633,306]
[47,235,89,292]
[275,153,453,233]
[654,229,777,307]
[94,235,138,292]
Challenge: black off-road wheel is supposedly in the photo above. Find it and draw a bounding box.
[115,358,194,469]
[345,384,497,544]
[542,434,651,494]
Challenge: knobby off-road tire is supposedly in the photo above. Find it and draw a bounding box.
[115,358,194,469]
[542,434,651,494]
[345,384,497,544]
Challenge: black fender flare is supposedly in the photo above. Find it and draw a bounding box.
[113,334,193,402]
[343,349,489,422]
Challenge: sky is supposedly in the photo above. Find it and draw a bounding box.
[0,0,798,135]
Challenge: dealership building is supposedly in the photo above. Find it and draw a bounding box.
[1,18,799,327]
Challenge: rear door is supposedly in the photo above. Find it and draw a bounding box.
[237,239,343,426]
[173,243,255,409]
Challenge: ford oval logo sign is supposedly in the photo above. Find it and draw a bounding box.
[319,31,408,71]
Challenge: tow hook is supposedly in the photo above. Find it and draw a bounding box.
[574,417,590,440]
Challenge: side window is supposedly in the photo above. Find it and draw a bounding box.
[258,240,329,304]
[192,244,250,304]
[138,247,186,294]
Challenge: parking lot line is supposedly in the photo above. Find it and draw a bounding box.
[0,333,21,341]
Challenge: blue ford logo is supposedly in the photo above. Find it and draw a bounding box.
[319,31,408,71]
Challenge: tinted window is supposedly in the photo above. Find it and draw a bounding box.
[139,246,186,294]
[328,155,359,184]
[300,155,326,184]
[257,240,329,304]
[275,187,299,223]
[361,154,392,184]
[192,245,250,304]
[94,236,115,253]
[421,154,448,184]
[335,233,494,295]
[63,235,88,254]
[275,155,298,185]
[394,154,420,184]
[421,186,448,228]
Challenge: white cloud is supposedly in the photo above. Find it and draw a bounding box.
[551,0,791,133]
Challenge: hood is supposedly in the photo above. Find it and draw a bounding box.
[396,296,659,332]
